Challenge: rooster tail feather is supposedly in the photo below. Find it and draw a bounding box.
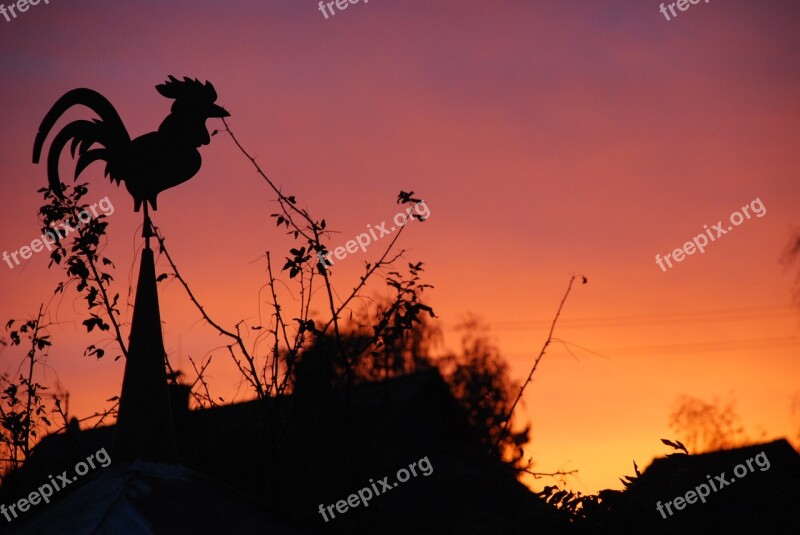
[75,148,109,179]
[46,120,102,195]
[66,121,95,158]
[33,88,130,196]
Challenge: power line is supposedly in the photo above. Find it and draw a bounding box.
[607,336,799,356]
[505,336,799,359]
[443,305,798,332]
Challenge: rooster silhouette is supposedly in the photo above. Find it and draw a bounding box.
[32,76,229,223]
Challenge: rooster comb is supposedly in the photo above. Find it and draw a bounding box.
[156,75,219,104]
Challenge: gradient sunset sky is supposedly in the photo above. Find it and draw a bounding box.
[1,0,799,494]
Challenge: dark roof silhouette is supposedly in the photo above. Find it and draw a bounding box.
[2,370,567,534]
[2,461,305,534]
[597,438,800,535]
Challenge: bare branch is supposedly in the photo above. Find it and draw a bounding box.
[491,275,585,457]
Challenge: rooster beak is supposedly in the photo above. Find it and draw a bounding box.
[208,104,230,118]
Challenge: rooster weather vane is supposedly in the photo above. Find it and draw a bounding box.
[31,77,229,463]
[32,75,229,247]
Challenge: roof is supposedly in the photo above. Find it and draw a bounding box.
[2,461,306,535]
[3,370,567,534]
[597,438,800,534]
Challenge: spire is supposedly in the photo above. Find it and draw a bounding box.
[112,245,177,462]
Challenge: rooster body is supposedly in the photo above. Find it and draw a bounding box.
[33,76,229,211]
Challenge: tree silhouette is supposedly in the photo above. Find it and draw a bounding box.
[1,182,122,479]
[291,314,530,466]
[781,226,800,302]
[438,316,530,466]
[791,390,800,448]
[668,394,748,453]
[0,307,51,482]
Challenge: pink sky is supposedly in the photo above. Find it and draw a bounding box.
[1,0,799,494]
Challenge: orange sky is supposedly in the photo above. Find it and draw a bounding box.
[1,0,799,494]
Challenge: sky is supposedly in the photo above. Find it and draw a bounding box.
[1,0,799,495]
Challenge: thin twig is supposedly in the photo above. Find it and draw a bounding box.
[22,305,45,458]
[521,467,579,479]
[153,227,265,397]
[67,202,129,360]
[187,355,216,408]
[490,275,584,457]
